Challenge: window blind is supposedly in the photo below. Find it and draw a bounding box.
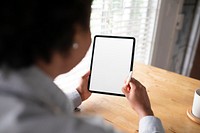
[90,0,160,64]
[54,0,161,91]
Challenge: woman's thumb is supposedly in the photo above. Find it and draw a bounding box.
[122,85,129,95]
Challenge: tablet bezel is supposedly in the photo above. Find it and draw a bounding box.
[88,35,135,96]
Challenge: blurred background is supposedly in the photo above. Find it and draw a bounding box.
[55,0,200,92]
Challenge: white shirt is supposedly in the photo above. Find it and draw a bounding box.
[0,66,165,133]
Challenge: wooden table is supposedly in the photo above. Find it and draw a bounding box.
[78,62,200,133]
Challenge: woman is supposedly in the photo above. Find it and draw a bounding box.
[0,0,164,133]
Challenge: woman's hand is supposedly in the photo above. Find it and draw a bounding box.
[122,77,154,119]
[76,71,91,101]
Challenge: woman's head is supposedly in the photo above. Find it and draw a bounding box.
[0,0,93,71]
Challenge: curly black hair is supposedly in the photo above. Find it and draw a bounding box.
[0,0,92,69]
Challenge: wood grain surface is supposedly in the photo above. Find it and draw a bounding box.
[78,62,200,133]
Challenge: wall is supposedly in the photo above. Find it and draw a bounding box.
[151,0,184,70]
[169,0,198,73]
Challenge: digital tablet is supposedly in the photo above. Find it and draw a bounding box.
[88,35,135,96]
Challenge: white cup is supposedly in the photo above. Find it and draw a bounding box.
[192,89,200,118]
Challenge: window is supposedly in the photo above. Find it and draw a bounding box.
[54,0,161,91]
[90,0,160,64]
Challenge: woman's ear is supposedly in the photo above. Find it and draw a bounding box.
[73,24,83,44]
[73,24,91,45]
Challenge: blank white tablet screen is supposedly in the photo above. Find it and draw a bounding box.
[89,36,134,95]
